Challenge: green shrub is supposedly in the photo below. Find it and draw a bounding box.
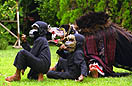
[0,38,8,50]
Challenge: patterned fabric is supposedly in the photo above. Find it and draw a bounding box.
[84,27,116,75]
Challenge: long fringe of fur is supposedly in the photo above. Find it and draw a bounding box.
[76,11,132,36]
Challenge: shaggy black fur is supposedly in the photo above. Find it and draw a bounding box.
[76,12,109,29]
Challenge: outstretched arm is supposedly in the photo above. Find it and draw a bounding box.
[74,51,88,81]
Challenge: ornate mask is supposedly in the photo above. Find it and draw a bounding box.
[65,34,76,52]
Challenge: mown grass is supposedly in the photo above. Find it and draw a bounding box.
[0,45,132,86]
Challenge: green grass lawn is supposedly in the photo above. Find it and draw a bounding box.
[0,45,132,86]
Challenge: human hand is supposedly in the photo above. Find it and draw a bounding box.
[21,69,25,75]
[21,34,27,42]
[75,74,84,82]
[59,44,67,50]
[49,67,56,71]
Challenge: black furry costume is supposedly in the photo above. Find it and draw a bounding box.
[76,12,132,77]
[47,34,87,79]
[14,21,51,79]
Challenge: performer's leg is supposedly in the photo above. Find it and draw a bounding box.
[28,69,44,81]
[5,69,21,82]
[21,50,48,81]
[5,50,27,82]
[27,69,38,80]
[47,71,74,79]
[19,50,46,81]
[38,73,43,81]
[49,57,67,72]
[55,57,68,72]
[6,49,44,81]
[13,50,29,70]
[89,64,98,78]
[14,49,47,72]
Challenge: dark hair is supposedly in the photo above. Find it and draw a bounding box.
[76,12,109,29]
[60,24,70,32]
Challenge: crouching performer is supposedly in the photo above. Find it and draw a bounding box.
[75,12,132,78]
[5,21,51,81]
[47,34,87,81]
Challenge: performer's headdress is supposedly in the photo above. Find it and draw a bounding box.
[76,12,111,35]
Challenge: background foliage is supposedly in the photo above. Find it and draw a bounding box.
[0,0,21,48]
[36,0,132,30]
[35,0,60,26]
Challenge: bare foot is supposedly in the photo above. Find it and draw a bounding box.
[49,67,56,71]
[21,69,25,75]
[90,67,98,78]
[5,74,21,82]
[89,64,98,78]
[38,73,43,81]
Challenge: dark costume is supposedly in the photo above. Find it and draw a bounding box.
[59,24,78,36]
[14,21,51,79]
[114,25,132,71]
[47,34,87,79]
[76,12,132,77]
